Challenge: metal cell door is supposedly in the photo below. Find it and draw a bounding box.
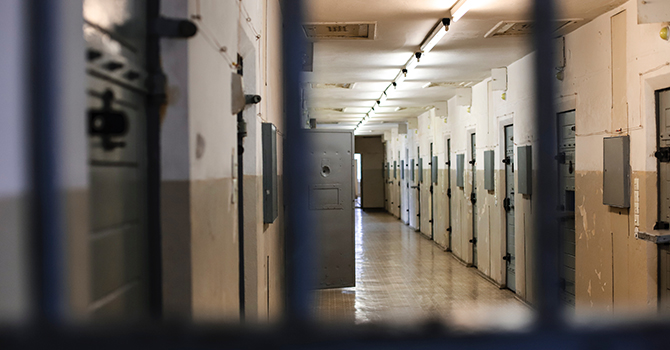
[446,138,452,250]
[306,130,355,288]
[503,125,516,292]
[657,89,670,310]
[557,110,576,306]
[430,143,435,240]
[404,149,410,224]
[470,133,478,267]
[84,0,151,318]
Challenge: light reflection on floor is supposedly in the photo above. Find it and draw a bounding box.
[314,209,531,331]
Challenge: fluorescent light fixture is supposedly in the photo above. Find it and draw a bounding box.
[405,54,418,70]
[377,92,388,106]
[452,0,476,23]
[420,18,450,53]
[395,70,407,85]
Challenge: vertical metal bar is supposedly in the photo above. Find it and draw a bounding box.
[532,0,561,328]
[281,0,314,322]
[146,0,164,321]
[27,0,65,323]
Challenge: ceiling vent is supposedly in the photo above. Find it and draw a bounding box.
[303,22,376,40]
[422,81,476,88]
[310,83,356,89]
[485,19,582,38]
[310,107,348,113]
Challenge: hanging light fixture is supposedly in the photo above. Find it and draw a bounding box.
[420,18,450,53]
[452,0,477,22]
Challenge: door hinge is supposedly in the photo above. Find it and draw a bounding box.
[468,159,475,165]
[502,157,511,165]
[503,197,513,212]
[151,17,198,38]
[447,188,451,198]
[446,227,452,232]
[503,253,511,261]
[654,221,670,230]
[469,237,477,244]
[470,192,477,205]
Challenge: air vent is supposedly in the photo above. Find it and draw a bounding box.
[310,83,356,90]
[310,107,348,113]
[422,81,477,88]
[485,19,582,38]
[303,22,376,40]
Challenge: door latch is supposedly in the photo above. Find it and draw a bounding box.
[555,152,566,164]
[503,197,513,212]
[88,90,128,151]
[655,147,670,163]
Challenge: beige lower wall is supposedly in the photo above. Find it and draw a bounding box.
[161,180,193,319]
[190,178,239,322]
[575,170,657,314]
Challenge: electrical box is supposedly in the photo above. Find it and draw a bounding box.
[432,156,438,184]
[393,161,397,179]
[518,145,532,195]
[410,159,415,182]
[491,67,508,91]
[603,135,630,208]
[457,154,465,188]
[262,123,278,223]
[484,150,494,191]
[418,158,424,183]
[401,160,405,180]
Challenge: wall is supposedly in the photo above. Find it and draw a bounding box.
[355,136,385,209]
[160,0,284,322]
[382,0,670,311]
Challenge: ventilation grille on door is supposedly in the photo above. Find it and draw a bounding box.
[303,22,377,40]
[485,19,582,38]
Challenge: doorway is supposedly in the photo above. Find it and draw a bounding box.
[557,110,576,306]
[446,138,452,250]
[503,125,516,292]
[470,133,478,267]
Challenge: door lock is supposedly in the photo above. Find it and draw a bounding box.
[655,147,670,163]
[88,89,128,151]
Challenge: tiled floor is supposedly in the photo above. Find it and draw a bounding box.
[314,209,530,330]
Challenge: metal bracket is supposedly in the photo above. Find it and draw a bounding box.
[635,231,670,244]
[152,17,198,38]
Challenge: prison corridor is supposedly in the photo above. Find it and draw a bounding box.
[314,209,529,330]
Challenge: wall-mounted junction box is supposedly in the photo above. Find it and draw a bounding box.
[603,135,630,208]
[457,154,465,188]
[518,145,532,195]
[262,123,278,223]
[484,150,494,191]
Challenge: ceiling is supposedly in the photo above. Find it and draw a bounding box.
[304,0,627,135]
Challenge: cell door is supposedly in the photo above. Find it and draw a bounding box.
[557,110,576,306]
[84,0,151,318]
[446,138,452,250]
[656,88,670,310]
[305,130,355,288]
[470,133,478,267]
[416,147,422,232]
[404,148,410,223]
[430,143,435,240]
[503,125,516,292]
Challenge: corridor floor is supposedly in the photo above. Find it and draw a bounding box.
[314,209,530,330]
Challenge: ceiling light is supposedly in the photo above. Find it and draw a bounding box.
[405,54,419,70]
[452,0,477,23]
[394,70,407,86]
[420,18,450,53]
[377,92,388,105]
